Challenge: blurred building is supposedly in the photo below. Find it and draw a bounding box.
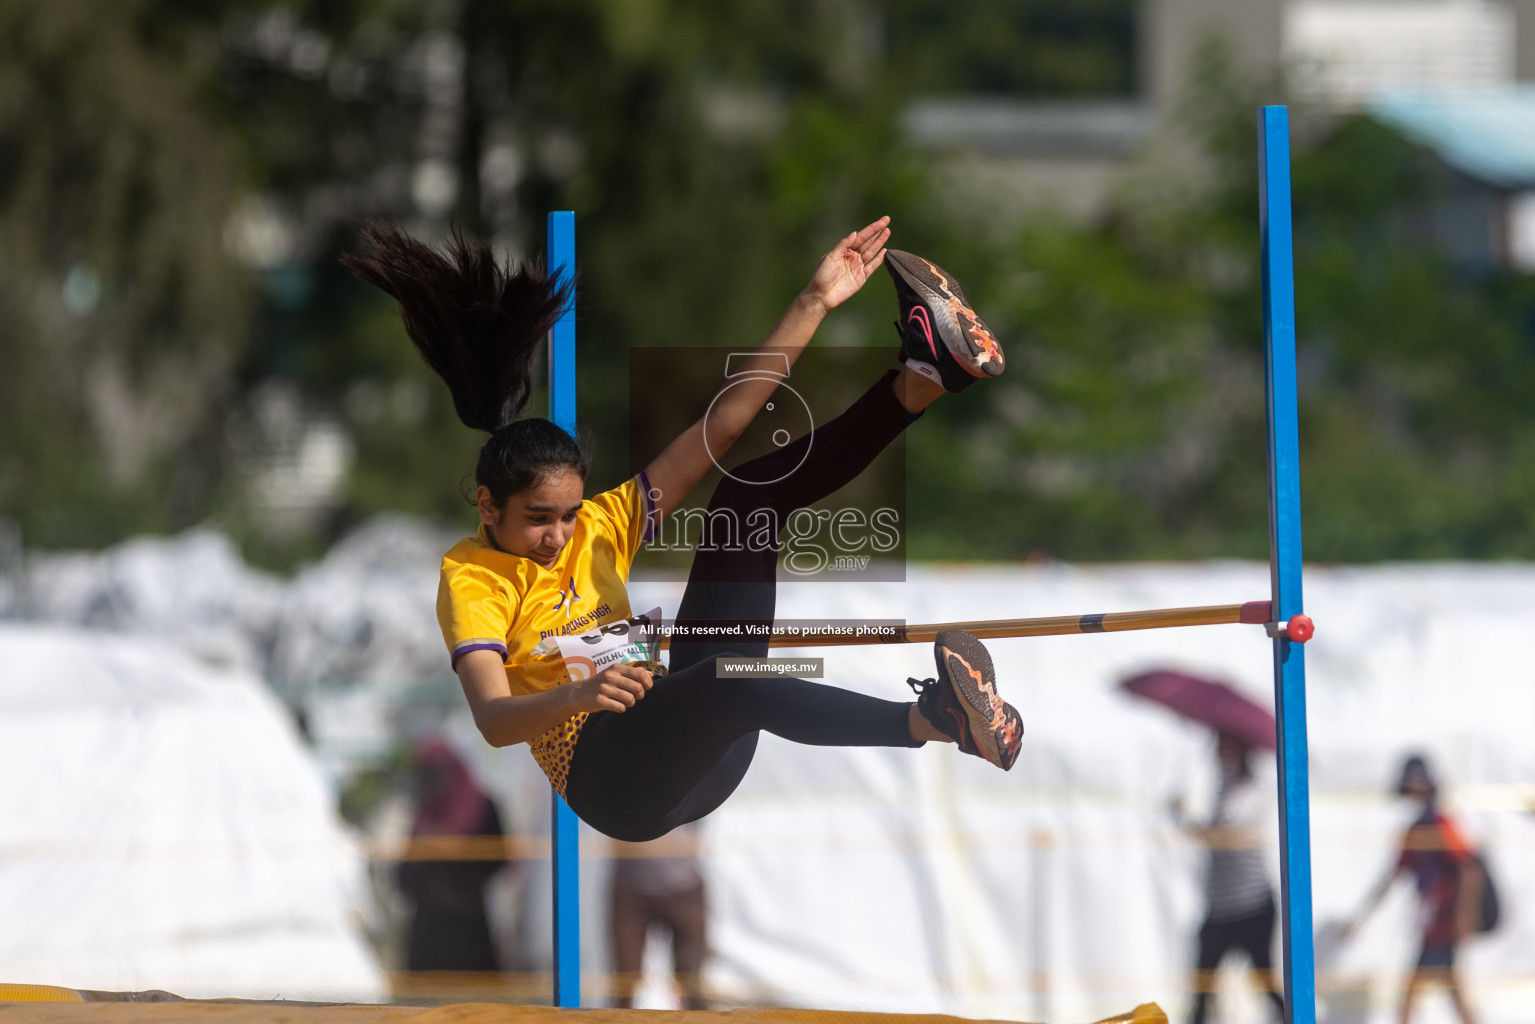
[1371,87,1535,272]
[902,98,1152,229]
[909,0,1535,271]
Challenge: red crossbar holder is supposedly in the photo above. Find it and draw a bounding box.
[1239,600,1314,643]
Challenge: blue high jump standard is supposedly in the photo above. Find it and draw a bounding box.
[1260,105,1316,1024]
[541,105,1316,1013]
[547,210,581,1009]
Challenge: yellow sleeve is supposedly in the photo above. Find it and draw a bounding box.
[436,563,517,668]
[583,474,655,573]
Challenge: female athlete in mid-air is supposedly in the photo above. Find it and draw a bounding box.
[343,217,1023,841]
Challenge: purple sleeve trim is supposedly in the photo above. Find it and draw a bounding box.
[450,641,509,668]
[638,470,658,544]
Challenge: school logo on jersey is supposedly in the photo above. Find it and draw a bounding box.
[552,578,582,619]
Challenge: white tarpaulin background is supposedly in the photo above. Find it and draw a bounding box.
[0,624,385,1001]
[477,563,1535,1024]
[3,525,1534,1022]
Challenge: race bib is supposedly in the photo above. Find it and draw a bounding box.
[551,608,663,681]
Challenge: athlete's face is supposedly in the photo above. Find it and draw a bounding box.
[477,469,585,569]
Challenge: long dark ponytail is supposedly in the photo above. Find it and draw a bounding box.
[341,223,591,501]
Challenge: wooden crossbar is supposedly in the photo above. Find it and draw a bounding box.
[762,600,1275,647]
[656,601,1282,650]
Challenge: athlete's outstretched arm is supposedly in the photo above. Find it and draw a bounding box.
[642,217,890,518]
[455,648,654,747]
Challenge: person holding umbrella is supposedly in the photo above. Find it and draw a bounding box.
[1122,670,1286,1024]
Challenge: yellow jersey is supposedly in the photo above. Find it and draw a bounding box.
[436,474,655,794]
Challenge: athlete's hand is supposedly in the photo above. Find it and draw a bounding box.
[574,663,654,714]
[805,216,890,313]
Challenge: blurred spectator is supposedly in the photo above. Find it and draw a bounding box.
[1176,732,1286,1024]
[396,739,508,973]
[1344,754,1484,1024]
[609,823,708,1009]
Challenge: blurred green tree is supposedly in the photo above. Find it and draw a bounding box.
[884,0,1137,96]
[900,65,1535,562]
[8,1,1535,566]
[199,0,940,559]
[0,0,251,547]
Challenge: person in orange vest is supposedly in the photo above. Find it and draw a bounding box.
[1344,754,1484,1024]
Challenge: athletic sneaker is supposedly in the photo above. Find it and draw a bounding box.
[885,250,1006,392]
[907,629,1023,770]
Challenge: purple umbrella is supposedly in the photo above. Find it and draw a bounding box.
[1120,669,1277,751]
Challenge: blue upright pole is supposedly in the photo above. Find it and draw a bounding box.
[547,210,581,1009]
[1258,106,1316,1024]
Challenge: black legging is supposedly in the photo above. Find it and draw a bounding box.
[1189,894,1286,1024]
[564,371,924,841]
